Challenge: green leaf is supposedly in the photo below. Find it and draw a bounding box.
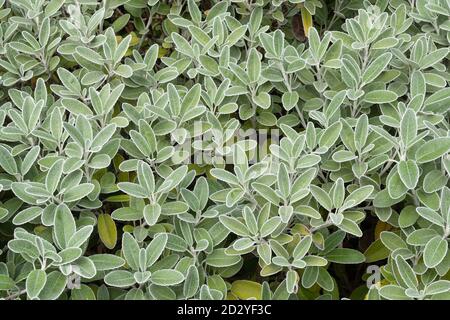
[293,236,312,260]
[424,87,450,113]
[111,207,143,221]
[158,166,188,192]
[354,114,368,152]
[415,138,450,163]
[252,182,280,205]
[12,206,43,225]
[39,17,50,47]
[151,269,184,286]
[146,233,168,267]
[46,159,63,194]
[325,248,365,264]
[379,285,410,300]
[364,239,390,263]
[282,92,299,111]
[224,25,247,47]
[210,169,240,186]
[91,124,116,152]
[183,265,199,298]
[426,280,450,296]
[61,98,93,116]
[325,90,346,120]
[362,53,392,85]
[247,48,261,84]
[398,206,419,228]
[253,92,271,109]
[54,204,76,249]
[21,146,40,176]
[332,150,356,162]
[394,256,418,289]
[372,37,399,49]
[319,121,342,149]
[117,182,148,199]
[380,231,408,251]
[104,270,136,288]
[397,160,419,189]
[400,109,417,149]
[38,271,67,300]
[342,185,373,208]
[308,27,321,62]
[0,274,15,291]
[219,215,250,237]
[122,233,140,270]
[423,236,448,268]
[332,178,345,209]
[63,183,94,202]
[90,254,125,271]
[260,217,282,237]
[363,90,398,104]
[277,163,290,200]
[143,203,161,226]
[387,170,408,199]
[26,269,47,299]
[0,145,18,175]
[338,218,363,237]
[310,185,333,211]
[295,205,322,219]
[419,48,449,70]
[205,248,241,267]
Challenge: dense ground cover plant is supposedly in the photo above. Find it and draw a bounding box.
[0,0,449,300]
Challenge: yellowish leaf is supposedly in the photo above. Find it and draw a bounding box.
[226,292,238,300]
[312,232,325,250]
[105,194,130,202]
[230,280,262,300]
[98,213,117,249]
[34,225,47,236]
[122,225,134,233]
[188,164,207,176]
[374,221,393,240]
[300,6,313,38]
[291,223,310,236]
[129,32,139,46]
[158,47,169,58]
[122,224,134,233]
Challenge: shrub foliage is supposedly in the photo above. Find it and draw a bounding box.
[0,0,449,300]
